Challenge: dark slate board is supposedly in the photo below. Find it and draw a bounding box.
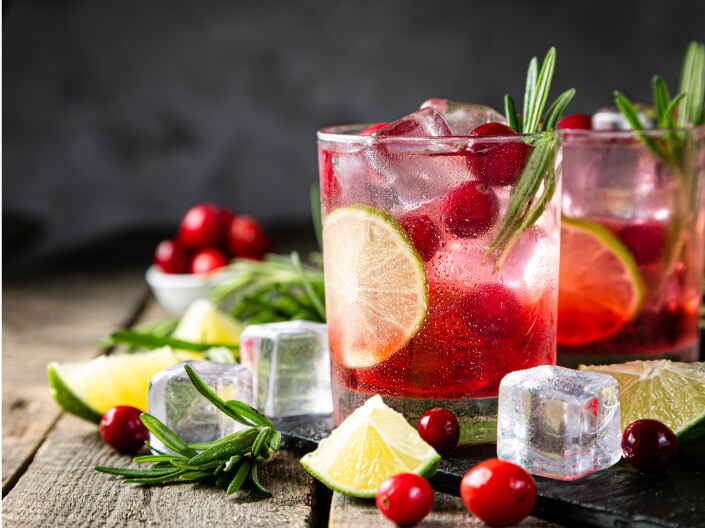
[272,414,705,528]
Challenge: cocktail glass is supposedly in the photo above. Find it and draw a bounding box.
[318,119,562,444]
[558,126,705,366]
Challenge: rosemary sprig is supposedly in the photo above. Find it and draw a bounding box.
[94,365,280,497]
[211,252,325,325]
[108,330,238,355]
[488,47,575,268]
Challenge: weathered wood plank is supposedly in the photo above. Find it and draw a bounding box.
[2,269,148,491]
[329,492,564,527]
[2,416,315,527]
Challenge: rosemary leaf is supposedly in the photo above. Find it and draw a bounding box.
[140,414,197,458]
[110,330,236,352]
[133,454,186,464]
[188,430,260,466]
[249,465,271,496]
[94,466,180,478]
[542,89,576,131]
[190,427,259,450]
[124,470,186,484]
[251,427,272,459]
[169,460,221,471]
[505,94,521,133]
[225,400,274,429]
[224,455,242,472]
[523,56,538,128]
[184,364,251,426]
[227,461,252,495]
[653,75,671,128]
[269,430,282,451]
[179,470,214,481]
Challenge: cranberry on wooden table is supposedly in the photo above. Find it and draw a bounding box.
[622,419,678,473]
[418,407,460,453]
[154,239,189,274]
[460,458,537,527]
[190,247,228,275]
[99,406,149,453]
[178,203,225,249]
[376,473,434,525]
[466,123,530,186]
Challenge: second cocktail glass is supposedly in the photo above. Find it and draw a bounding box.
[318,115,562,444]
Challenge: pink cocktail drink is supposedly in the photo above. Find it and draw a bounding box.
[558,126,705,365]
[318,104,562,444]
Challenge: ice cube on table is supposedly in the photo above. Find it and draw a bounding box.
[497,365,621,481]
[420,98,507,135]
[148,360,253,454]
[239,320,332,417]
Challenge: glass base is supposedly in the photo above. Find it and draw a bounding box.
[557,340,699,368]
[332,385,498,445]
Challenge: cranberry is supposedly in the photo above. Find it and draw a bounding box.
[460,458,537,527]
[622,419,678,473]
[359,122,389,136]
[618,223,667,265]
[400,214,441,261]
[466,123,530,186]
[190,247,228,275]
[557,114,593,130]
[442,181,498,238]
[99,406,149,453]
[227,216,271,259]
[460,284,522,338]
[376,473,433,525]
[319,149,341,208]
[418,408,460,453]
[178,203,225,250]
[154,239,189,274]
[218,207,236,230]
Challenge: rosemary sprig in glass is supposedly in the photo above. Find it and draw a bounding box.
[486,47,575,268]
[614,41,705,286]
[95,365,281,497]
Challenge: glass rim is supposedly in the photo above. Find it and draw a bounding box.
[560,123,705,141]
[317,123,557,144]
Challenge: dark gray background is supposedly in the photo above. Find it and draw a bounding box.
[4,0,705,268]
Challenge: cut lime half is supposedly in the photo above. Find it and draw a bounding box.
[300,395,440,497]
[558,217,644,345]
[580,360,705,442]
[48,347,201,423]
[323,206,428,368]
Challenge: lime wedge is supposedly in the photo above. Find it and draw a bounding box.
[323,206,428,368]
[558,217,644,345]
[173,299,243,346]
[580,360,705,442]
[300,395,440,497]
[48,347,201,423]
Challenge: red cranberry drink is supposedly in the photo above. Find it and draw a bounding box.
[557,43,705,365]
[319,49,572,444]
[557,126,705,365]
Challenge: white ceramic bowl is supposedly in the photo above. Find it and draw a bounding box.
[145,265,212,316]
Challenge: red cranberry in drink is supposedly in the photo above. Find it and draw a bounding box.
[460,283,522,338]
[622,419,678,472]
[319,150,341,206]
[618,223,667,265]
[178,203,224,249]
[227,215,271,259]
[154,239,189,274]
[466,123,530,186]
[442,181,499,238]
[358,122,389,136]
[418,408,460,453]
[376,473,434,525]
[190,247,228,275]
[99,406,149,453]
[400,214,441,261]
[557,114,593,130]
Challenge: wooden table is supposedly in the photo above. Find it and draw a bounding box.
[2,265,564,527]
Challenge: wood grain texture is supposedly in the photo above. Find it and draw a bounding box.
[330,491,562,527]
[2,412,316,527]
[2,269,148,491]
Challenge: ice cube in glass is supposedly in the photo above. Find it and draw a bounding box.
[239,320,332,417]
[497,365,621,480]
[147,360,253,453]
[420,98,507,135]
